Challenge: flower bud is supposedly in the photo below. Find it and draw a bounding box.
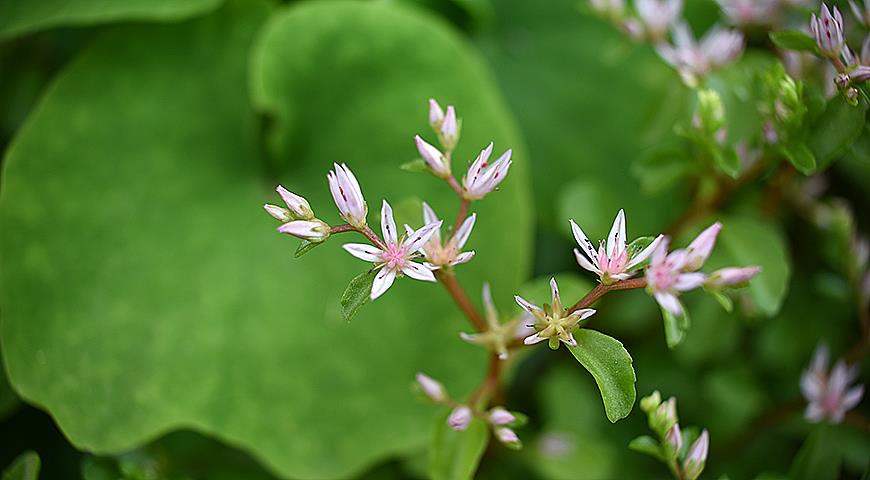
[665,423,683,453]
[415,373,447,403]
[705,266,761,288]
[414,135,450,178]
[440,106,459,151]
[277,220,330,242]
[640,390,662,413]
[488,407,517,426]
[428,98,445,130]
[846,87,860,106]
[696,90,726,138]
[810,5,845,58]
[495,427,522,449]
[651,397,678,435]
[683,430,709,480]
[684,223,721,271]
[264,203,292,222]
[447,405,472,431]
[276,185,314,220]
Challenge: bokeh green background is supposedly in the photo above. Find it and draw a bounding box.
[0,0,867,479]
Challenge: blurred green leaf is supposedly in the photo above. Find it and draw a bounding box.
[789,426,843,480]
[808,96,868,170]
[661,307,689,349]
[715,216,791,317]
[566,329,636,422]
[628,435,663,460]
[2,451,39,480]
[711,146,740,179]
[0,1,532,478]
[341,272,375,322]
[769,31,818,54]
[780,142,817,175]
[0,0,221,40]
[429,413,489,480]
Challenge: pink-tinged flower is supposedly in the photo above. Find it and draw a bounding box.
[277,220,330,242]
[276,185,314,219]
[716,0,779,26]
[682,430,709,480]
[851,0,870,27]
[407,203,475,268]
[462,143,513,200]
[571,209,664,284]
[448,405,472,431]
[414,135,451,178]
[342,200,441,300]
[440,105,459,150]
[488,407,517,426]
[327,163,368,228]
[460,283,520,360]
[495,427,522,449]
[645,238,707,316]
[800,344,864,424]
[810,4,845,58]
[415,372,447,403]
[515,278,596,349]
[705,266,761,288]
[684,223,721,271]
[657,23,744,84]
[428,98,445,129]
[666,424,683,452]
[636,0,683,40]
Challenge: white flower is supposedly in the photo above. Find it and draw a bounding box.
[342,200,441,300]
[657,23,744,85]
[571,209,663,284]
[414,135,451,178]
[327,163,368,228]
[515,278,596,349]
[810,4,845,58]
[277,220,330,242]
[415,372,447,403]
[801,344,865,424]
[462,143,513,200]
[460,283,520,360]
[407,202,475,269]
[644,238,707,316]
[636,0,683,40]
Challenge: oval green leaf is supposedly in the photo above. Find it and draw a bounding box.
[566,329,637,423]
[429,413,489,480]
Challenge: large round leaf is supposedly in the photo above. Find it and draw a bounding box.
[0,1,532,478]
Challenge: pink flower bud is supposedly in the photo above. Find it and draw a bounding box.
[327,163,367,228]
[415,373,447,402]
[683,430,709,480]
[263,203,292,222]
[428,98,444,129]
[684,223,721,271]
[440,106,459,150]
[495,427,521,449]
[414,135,450,177]
[447,405,472,431]
[276,185,314,220]
[666,424,683,452]
[706,266,761,288]
[277,220,330,241]
[488,407,516,426]
[810,4,845,58]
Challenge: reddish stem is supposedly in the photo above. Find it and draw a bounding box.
[435,269,486,333]
[569,277,648,313]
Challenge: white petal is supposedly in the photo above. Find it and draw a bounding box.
[570,220,598,261]
[800,371,824,401]
[627,234,664,270]
[327,170,347,215]
[562,333,578,347]
[402,262,436,282]
[464,143,493,190]
[482,283,497,320]
[674,272,706,291]
[843,385,865,410]
[577,308,596,321]
[380,200,398,244]
[405,220,443,252]
[342,243,383,262]
[523,332,548,345]
[421,202,441,245]
[452,213,476,250]
[804,402,825,422]
[574,248,600,274]
[607,209,626,257]
[371,268,397,300]
[515,295,542,316]
[452,251,475,265]
[549,277,561,310]
[654,292,683,316]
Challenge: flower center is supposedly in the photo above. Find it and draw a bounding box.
[381,243,407,270]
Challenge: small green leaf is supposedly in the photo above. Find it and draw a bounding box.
[628,435,663,460]
[566,329,637,422]
[781,141,817,175]
[2,451,40,480]
[711,145,740,178]
[709,290,734,313]
[662,307,690,349]
[340,272,375,322]
[808,96,868,169]
[294,240,323,258]
[400,158,429,173]
[789,425,843,480]
[769,31,819,53]
[429,413,489,480]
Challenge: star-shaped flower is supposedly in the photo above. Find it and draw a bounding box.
[342,200,441,300]
[801,344,865,424]
[460,283,521,360]
[407,202,476,269]
[514,278,596,349]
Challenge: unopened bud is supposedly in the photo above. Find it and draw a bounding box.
[835,73,851,90]
[683,430,709,480]
[277,220,330,242]
[495,427,522,449]
[706,266,761,288]
[414,135,450,178]
[428,98,445,130]
[640,391,662,413]
[696,89,726,137]
[665,424,683,453]
[440,106,459,150]
[415,373,447,402]
[488,407,517,426]
[264,203,292,222]
[685,223,721,271]
[652,397,678,435]
[447,405,472,431]
[276,185,314,220]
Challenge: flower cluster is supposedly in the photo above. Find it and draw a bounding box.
[633,391,710,480]
[809,3,870,103]
[800,343,865,424]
